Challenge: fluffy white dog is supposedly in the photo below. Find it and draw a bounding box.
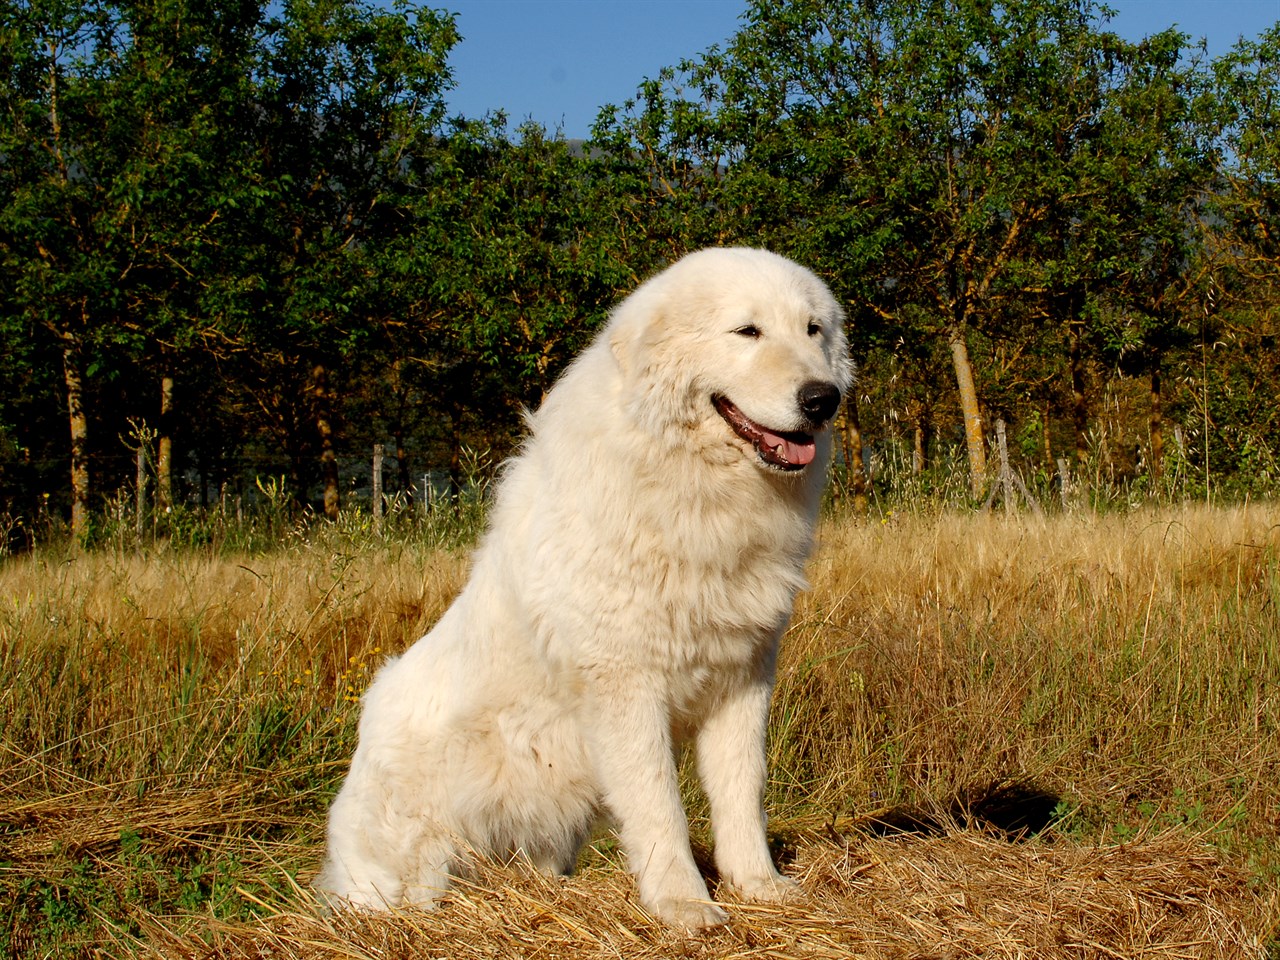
[317,247,852,930]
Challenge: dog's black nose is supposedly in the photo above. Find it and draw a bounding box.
[798,381,841,426]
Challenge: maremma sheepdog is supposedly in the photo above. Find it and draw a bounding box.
[317,247,853,930]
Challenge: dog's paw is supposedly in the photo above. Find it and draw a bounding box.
[649,895,730,931]
[728,872,804,904]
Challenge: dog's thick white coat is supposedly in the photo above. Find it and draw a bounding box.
[318,248,852,929]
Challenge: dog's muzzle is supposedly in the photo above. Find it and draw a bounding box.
[713,381,842,471]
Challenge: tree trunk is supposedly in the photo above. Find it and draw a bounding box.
[396,433,412,501]
[912,410,933,477]
[157,372,174,512]
[389,360,413,500]
[1149,359,1163,483]
[948,324,986,497]
[62,341,90,545]
[1042,399,1053,465]
[447,401,463,498]
[197,447,209,508]
[1069,325,1089,465]
[312,363,340,520]
[842,396,868,517]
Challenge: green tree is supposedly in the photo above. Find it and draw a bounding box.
[597,0,1226,496]
[0,0,259,540]
[1197,24,1280,492]
[1213,24,1280,288]
[212,0,458,517]
[350,119,645,489]
[1015,27,1218,479]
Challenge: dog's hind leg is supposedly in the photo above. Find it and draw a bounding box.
[401,837,457,908]
[521,813,593,876]
[315,837,405,910]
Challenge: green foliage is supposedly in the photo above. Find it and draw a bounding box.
[0,827,288,958]
[1213,23,1280,259]
[409,120,638,411]
[591,0,1250,498]
[0,0,1278,527]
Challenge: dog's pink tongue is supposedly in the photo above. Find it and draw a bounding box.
[760,427,817,466]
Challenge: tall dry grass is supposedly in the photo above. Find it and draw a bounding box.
[0,505,1276,957]
[0,536,467,790]
[774,507,1279,860]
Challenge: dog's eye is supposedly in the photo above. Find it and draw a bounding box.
[733,325,761,339]
[807,321,822,337]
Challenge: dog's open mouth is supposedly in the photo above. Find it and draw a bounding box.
[713,396,816,471]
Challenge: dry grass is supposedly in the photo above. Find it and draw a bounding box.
[1,505,1277,958]
[123,830,1264,960]
[774,508,1280,826]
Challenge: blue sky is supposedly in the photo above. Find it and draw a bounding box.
[439,0,1279,139]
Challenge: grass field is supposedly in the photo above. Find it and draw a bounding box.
[1,504,1276,958]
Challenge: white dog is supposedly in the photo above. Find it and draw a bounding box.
[317,247,852,930]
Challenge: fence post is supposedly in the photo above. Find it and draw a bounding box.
[997,420,1014,516]
[135,445,147,542]
[372,443,384,533]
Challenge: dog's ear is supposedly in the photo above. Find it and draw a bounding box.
[610,314,701,434]
[609,322,639,381]
[608,300,662,382]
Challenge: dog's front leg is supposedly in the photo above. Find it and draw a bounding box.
[696,678,802,903]
[584,683,728,930]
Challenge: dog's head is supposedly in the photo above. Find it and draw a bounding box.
[609,248,853,474]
